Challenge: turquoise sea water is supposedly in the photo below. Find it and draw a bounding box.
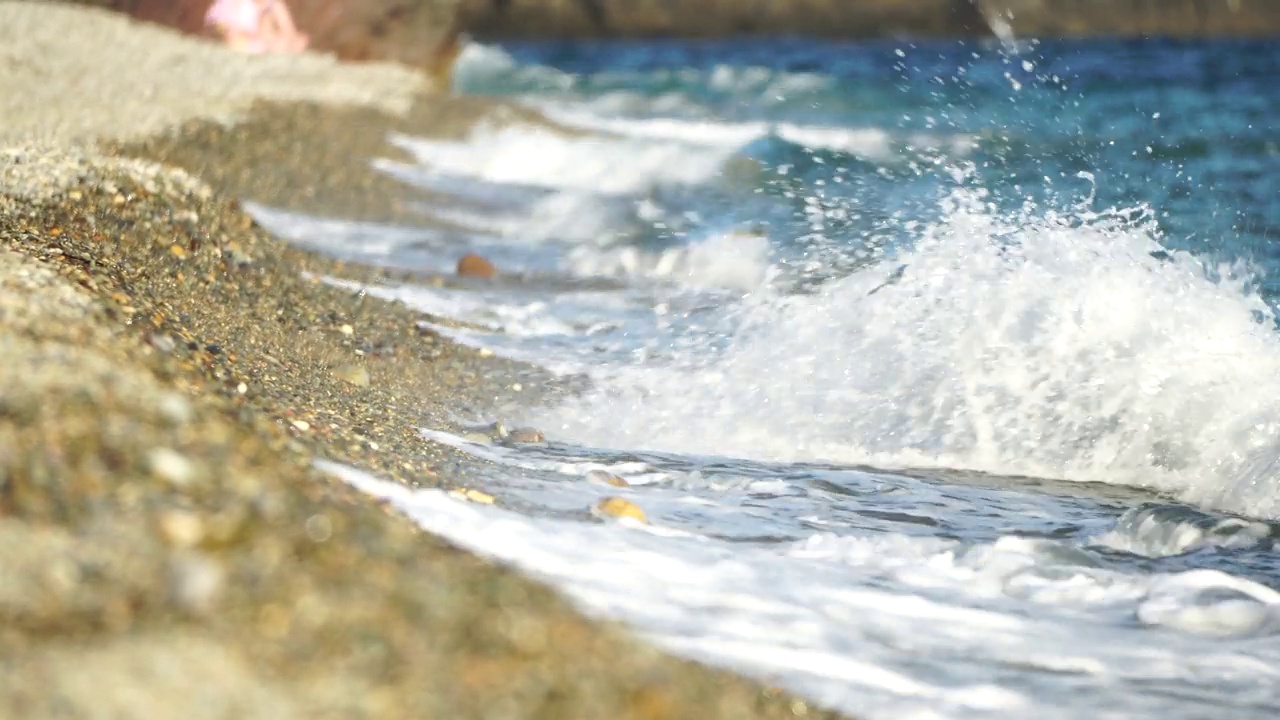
[280,36,1280,720]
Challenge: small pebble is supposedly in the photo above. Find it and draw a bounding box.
[148,447,196,487]
[456,252,497,278]
[586,469,630,488]
[158,509,205,548]
[157,393,193,425]
[236,382,248,394]
[478,348,494,358]
[149,333,176,353]
[507,427,545,444]
[291,420,311,432]
[449,488,495,504]
[594,497,647,523]
[339,324,354,336]
[334,364,371,388]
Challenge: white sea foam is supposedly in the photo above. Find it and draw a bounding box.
[306,40,1280,720]
[243,201,464,270]
[538,107,972,162]
[451,42,575,92]
[453,42,830,107]
[323,461,1280,720]
[566,228,773,290]
[706,63,831,101]
[1091,505,1274,557]
[386,126,733,195]
[775,124,896,160]
[534,185,1280,519]
[536,106,771,147]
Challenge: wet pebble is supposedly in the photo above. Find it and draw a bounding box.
[593,497,647,523]
[506,427,545,444]
[456,252,497,278]
[586,470,630,488]
[462,420,508,443]
[449,488,495,504]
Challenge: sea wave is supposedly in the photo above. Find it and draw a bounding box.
[534,183,1280,520]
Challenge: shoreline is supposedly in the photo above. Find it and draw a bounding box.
[0,3,844,718]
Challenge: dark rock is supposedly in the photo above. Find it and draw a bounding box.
[67,0,1280,49]
[981,0,1280,38]
[455,0,1280,38]
[454,0,990,38]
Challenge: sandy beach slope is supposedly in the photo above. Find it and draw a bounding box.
[0,3,847,718]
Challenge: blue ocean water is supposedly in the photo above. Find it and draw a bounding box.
[284,36,1280,720]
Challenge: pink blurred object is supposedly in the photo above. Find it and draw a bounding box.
[204,0,309,54]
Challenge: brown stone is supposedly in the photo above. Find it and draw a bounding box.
[456,252,497,278]
[286,0,462,84]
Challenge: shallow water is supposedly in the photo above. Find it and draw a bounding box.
[269,36,1280,719]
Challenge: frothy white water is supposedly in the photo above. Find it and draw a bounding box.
[305,39,1280,720]
[324,461,1280,720]
[566,228,773,291]
[452,42,575,93]
[386,126,733,195]
[537,105,974,162]
[243,201,466,270]
[1092,504,1275,558]
[532,106,770,147]
[452,42,830,107]
[535,186,1280,519]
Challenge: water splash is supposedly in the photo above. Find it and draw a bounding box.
[535,182,1280,519]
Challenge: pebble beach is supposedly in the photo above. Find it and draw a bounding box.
[0,3,842,718]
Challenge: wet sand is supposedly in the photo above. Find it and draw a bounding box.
[0,3,845,718]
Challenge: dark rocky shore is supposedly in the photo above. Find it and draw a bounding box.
[71,0,1280,60]
[0,3,843,718]
[458,0,1280,39]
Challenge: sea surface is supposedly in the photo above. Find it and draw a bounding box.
[267,35,1280,719]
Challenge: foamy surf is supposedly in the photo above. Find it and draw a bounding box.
[323,460,1280,720]
[534,183,1280,520]
[385,126,733,195]
[289,37,1280,720]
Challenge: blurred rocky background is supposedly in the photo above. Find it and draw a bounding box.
[55,0,1280,76]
